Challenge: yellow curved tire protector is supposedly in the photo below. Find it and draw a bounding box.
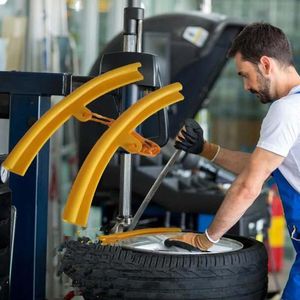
[99,227,182,245]
[62,83,184,227]
[3,63,143,176]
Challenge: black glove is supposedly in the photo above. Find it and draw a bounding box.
[174,118,205,154]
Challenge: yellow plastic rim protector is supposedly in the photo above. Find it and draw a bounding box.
[63,83,184,227]
[99,227,182,245]
[2,63,143,176]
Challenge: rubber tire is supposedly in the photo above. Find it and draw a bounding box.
[60,235,268,300]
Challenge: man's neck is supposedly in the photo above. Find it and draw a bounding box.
[275,67,300,98]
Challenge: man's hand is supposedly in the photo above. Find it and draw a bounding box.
[175,118,220,161]
[175,119,205,154]
[164,232,213,251]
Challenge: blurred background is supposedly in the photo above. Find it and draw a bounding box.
[0,0,298,299]
[2,0,300,152]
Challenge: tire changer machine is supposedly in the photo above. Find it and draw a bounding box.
[0,1,270,299]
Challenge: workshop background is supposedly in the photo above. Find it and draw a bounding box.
[0,0,299,299]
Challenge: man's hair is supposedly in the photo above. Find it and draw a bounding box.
[228,22,294,67]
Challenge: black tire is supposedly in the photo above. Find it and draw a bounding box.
[60,234,268,300]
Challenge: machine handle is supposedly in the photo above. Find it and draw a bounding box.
[128,149,181,231]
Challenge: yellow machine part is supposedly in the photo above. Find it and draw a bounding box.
[99,227,182,245]
[2,63,143,176]
[75,107,161,157]
[62,82,184,227]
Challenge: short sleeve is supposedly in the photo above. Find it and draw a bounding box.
[257,101,300,157]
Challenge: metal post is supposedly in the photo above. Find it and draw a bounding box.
[116,1,144,231]
[0,71,90,300]
[127,0,142,6]
[81,0,99,75]
[9,94,50,300]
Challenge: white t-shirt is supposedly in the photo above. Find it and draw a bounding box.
[257,85,300,193]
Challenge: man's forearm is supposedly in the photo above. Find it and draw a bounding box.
[203,147,284,244]
[213,147,251,174]
[207,174,261,241]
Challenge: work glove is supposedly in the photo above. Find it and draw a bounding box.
[175,118,204,154]
[164,232,213,251]
[175,118,220,161]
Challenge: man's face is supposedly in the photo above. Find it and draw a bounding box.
[235,52,274,104]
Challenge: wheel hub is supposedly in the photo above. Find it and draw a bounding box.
[117,232,243,255]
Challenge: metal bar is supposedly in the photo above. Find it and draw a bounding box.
[119,154,132,218]
[127,0,142,6]
[81,0,99,75]
[9,94,50,300]
[0,72,70,95]
[117,1,144,230]
[123,35,137,52]
[128,150,181,230]
[117,85,139,226]
[136,19,143,52]
[0,72,92,96]
[0,93,9,119]
[9,205,16,296]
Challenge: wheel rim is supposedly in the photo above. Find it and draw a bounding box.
[117,232,243,255]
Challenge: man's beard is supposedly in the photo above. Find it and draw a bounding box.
[249,72,273,104]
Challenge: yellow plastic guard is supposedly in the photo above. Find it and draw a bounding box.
[63,83,184,226]
[99,227,182,245]
[75,108,161,157]
[3,63,143,175]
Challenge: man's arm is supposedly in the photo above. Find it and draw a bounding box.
[166,119,286,251]
[207,147,284,241]
[175,119,250,175]
[165,147,284,251]
[213,147,251,175]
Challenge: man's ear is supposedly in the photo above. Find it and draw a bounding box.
[259,56,272,75]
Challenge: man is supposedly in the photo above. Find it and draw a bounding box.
[165,23,300,299]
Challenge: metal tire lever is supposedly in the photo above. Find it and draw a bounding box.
[128,149,181,231]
